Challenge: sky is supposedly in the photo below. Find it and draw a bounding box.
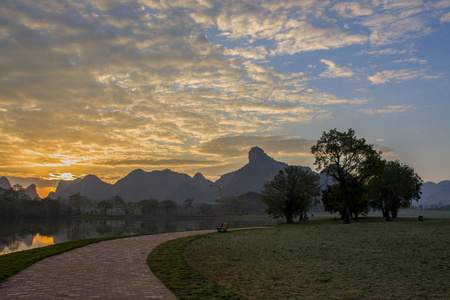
[0,0,449,198]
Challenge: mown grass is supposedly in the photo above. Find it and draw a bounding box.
[158,218,449,299]
[0,235,121,284]
[148,235,247,300]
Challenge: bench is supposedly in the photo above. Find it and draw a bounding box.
[216,223,228,232]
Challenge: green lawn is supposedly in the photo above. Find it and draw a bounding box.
[153,218,450,299]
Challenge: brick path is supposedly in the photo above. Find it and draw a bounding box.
[0,230,214,299]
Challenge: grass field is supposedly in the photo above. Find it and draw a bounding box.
[174,218,450,299]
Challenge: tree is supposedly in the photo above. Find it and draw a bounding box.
[68,193,89,215]
[139,199,159,215]
[97,199,113,215]
[112,195,130,215]
[197,203,213,215]
[311,128,382,224]
[160,200,178,215]
[260,166,321,223]
[368,160,423,221]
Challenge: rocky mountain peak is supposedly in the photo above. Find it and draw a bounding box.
[25,183,40,199]
[0,176,12,189]
[193,172,206,181]
[248,146,271,163]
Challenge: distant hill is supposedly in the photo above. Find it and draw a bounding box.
[24,184,40,200]
[216,147,330,198]
[7,147,447,206]
[0,176,11,190]
[47,147,331,203]
[0,177,40,199]
[49,168,214,203]
[416,181,450,207]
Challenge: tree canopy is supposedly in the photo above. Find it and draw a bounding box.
[260,165,321,223]
[369,160,422,220]
[311,128,383,223]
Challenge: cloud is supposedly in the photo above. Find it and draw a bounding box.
[332,2,373,18]
[368,69,427,84]
[0,0,447,185]
[374,144,397,156]
[98,158,220,167]
[360,48,411,56]
[360,105,414,114]
[226,45,268,60]
[440,12,450,22]
[194,135,317,158]
[360,2,434,46]
[271,21,367,55]
[320,59,355,78]
[393,58,427,64]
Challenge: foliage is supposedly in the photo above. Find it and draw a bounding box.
[184,198,194,209]
[68,193,89,215]
[196,203,213,215]
[184,220,450,299]
[369,160,423,220]
[97,199,113,215]
[0,188,62,218]
[260,166,321,223]
[148,235,247,300]
[311,128,382,223]
[218,192,265,215]
[112,195,130,215]
[138,198,160,215]
[159,200,178,215]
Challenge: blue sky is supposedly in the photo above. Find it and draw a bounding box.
[0,0,449,196]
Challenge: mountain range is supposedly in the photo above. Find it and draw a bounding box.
[1,147,449,207]
[0,177,40,200]
[417,181,450,207]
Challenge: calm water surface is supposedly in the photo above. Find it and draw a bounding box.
[0,216,279,255]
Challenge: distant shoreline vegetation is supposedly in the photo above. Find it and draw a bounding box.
[0,187,268,219]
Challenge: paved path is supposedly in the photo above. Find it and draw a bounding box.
[0,230,215,299]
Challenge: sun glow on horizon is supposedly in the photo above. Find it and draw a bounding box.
[48,172,78,181]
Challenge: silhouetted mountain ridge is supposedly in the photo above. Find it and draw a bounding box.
[416,180,450,207]
[4,147,447,205]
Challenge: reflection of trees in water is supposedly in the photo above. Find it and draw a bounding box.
[2,217,279,254]
[6,235,21,252]
[0,218,61,253]
[67,219,91,240]
[96,220,113,235]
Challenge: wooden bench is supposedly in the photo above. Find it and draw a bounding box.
[216,223,228,232]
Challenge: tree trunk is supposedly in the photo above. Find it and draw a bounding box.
[391,210,398,218]
[385,211,392,221]
[286,213,293,223]
[343,207,352,224]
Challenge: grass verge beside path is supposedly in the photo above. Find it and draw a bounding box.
[0,236,121,284]
[148,235,247,300]
[182,218,449,299]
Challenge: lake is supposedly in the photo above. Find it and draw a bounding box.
[0,215,280,255]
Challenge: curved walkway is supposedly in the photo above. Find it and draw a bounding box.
[0,230,214,299]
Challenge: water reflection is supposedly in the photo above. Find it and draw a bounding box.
[0,216,278,255]
[32,233,54,246]
[0,233,54,255]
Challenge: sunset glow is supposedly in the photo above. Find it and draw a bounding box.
[32,234,54,247]
[1,0,449,193]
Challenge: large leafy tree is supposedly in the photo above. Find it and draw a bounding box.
[260,166,321,223]
[68,193,89,215]
[311,128,382,223]
[369,160,423,221]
